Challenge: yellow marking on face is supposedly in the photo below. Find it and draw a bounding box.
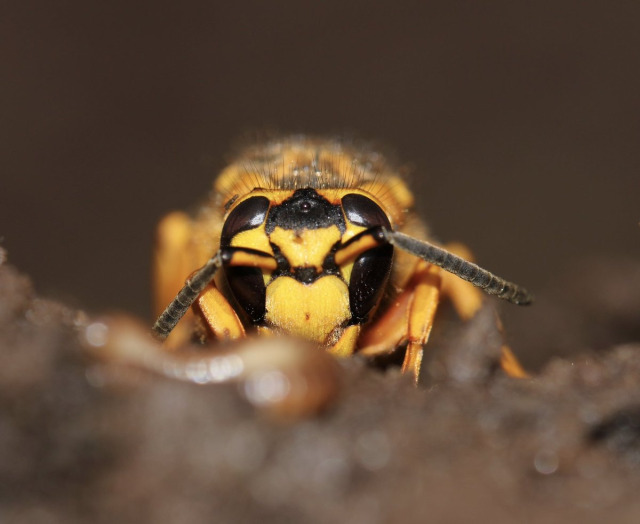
[265,275,350,344]
[334,233,382,266]
[269,226,341,269]
[336,221,366,284]
[339,220,367,244]
[230,226,273,255]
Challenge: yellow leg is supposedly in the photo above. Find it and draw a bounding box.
[500,345,529,378]
[359,260,441,383]
[153,211,198,348]
[440,242,528,378]
[329,325,361,358]
[154,211,242,347]
[401,261,441,382]
[196,285,246,341]
[358,285,413,357]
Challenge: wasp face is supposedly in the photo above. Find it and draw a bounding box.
[219,187,394,344]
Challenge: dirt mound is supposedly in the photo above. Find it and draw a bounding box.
[2,253,640,523]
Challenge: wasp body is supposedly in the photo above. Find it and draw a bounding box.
[152,137,532,382]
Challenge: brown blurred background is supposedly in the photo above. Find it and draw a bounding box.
[1,2,638,365]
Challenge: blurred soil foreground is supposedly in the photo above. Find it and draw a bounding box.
[1,250,640,524]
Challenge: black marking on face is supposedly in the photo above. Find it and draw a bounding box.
[268,242,342,285]
[342,193,391,229]
[269,243,291,274]
[293,267,319,284]
[265,188,346,235]
[221,196,270,246]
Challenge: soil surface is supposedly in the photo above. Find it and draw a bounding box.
[1,250,640,524]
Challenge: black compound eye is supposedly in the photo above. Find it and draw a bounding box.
[348,243,393,324]
[224,266,266,324]
[342,194,391,229]
[342,194,393,324]
[221,196,270,246]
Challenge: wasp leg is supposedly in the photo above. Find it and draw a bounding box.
[196,284,246,341]
[402,261,441,382]
[329,325,361,358]
[194,246,279,340]
[343,229,529,381]
[358,260,442,384]
[153,211,199,347]
[154,244,277,342]
[440,243,529,378]
[357,289,413,356]
[499,345,528,378]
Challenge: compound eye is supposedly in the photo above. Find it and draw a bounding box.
[224,266,266,324]
[348,243,393,324]
[342,194,393,324]
[342,194,391,229]
[221,196,270,247]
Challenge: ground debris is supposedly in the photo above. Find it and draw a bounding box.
[1,260,640,524]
